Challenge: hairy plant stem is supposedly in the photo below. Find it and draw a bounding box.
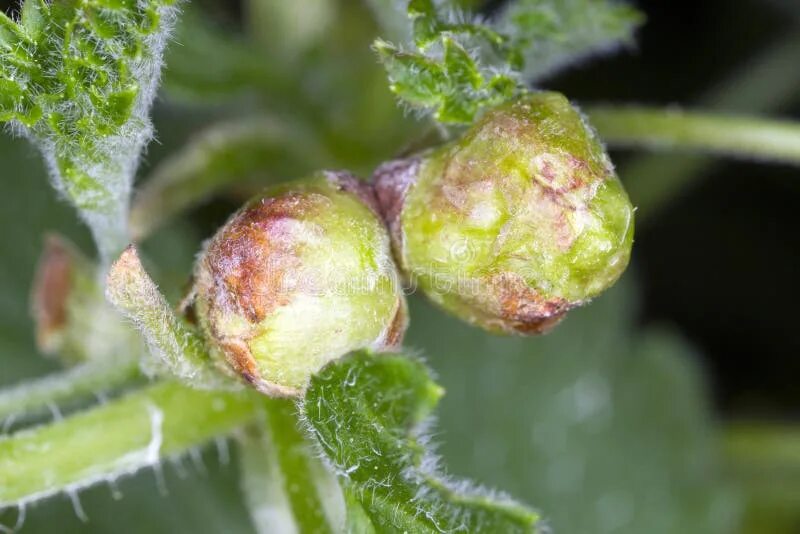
[240,398,343,534]
[0,381,260,508]
[609,30,800,222]
[587,106,800,166]
[0,360,141,425]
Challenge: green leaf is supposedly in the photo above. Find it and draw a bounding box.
[20,0,46,40]
[498,0,645,80]
[373,0,643,124]
[303,351,544,533]
[0,12,25,48]
[374,1,519,124]
[375,41,447,108]
[408,0,440,48]
[407,279,740,533]
[0,0,181,261]
[443,37,483,90]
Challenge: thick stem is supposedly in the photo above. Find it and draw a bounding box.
[587,106,800,166]
[0,361,141,425]
[240,398,343,534]
[0,381,260,508]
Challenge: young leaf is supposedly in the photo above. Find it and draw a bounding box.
[0,0,181,262]
[105,246,229,389]
[497,0,644,80]
[373,0,643,124]
[302,351,544,533]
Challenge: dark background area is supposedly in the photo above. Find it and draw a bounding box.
[1,0,796,418]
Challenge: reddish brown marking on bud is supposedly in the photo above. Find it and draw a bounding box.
[219,338,259,385]
[483,105,533,142]
[539,159,557,183]
[488,273,570,334]
[205,194,321,324]
[31,236,73,353]
[541,161,577,194]
[218,337,297,397]
[380,298,408,349]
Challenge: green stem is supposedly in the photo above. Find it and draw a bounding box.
[0,361,141,425]
[240,398,343,533]
[0,381,260,508]
[130,117,326,241]
[587,106,800,166]
[608,30,800,222]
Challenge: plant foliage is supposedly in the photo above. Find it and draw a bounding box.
[0,0,179,260]
[303,351,544,533]
[374,0,642,123]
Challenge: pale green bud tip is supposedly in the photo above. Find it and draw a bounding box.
[374,92,634,335]
[193,172,408,396]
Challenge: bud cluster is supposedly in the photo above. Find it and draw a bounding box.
[373,92,634,334]
[191,93,634,395]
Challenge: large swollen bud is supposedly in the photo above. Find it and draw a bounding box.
[374,92,634,335]
[193,172,407,396]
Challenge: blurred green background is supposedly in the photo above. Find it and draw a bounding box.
[1,0,798,532]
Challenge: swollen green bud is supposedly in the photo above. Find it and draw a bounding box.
[374,92,634,334]
[193,172,407,396]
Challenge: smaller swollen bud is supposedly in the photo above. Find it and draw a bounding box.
[32,235,140,364]
[374,92,634,335]
[193,172,407,396]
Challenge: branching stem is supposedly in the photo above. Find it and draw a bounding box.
[0,381,260,508]
[0,361,140,425]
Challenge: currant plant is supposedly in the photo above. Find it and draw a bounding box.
[0,0,179,263]
[372,0,642,123]
[1,1,799,533]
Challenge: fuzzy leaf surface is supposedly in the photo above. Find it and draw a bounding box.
[303,351,543,533]
[374,0,642,123]
[0,0,180,259]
